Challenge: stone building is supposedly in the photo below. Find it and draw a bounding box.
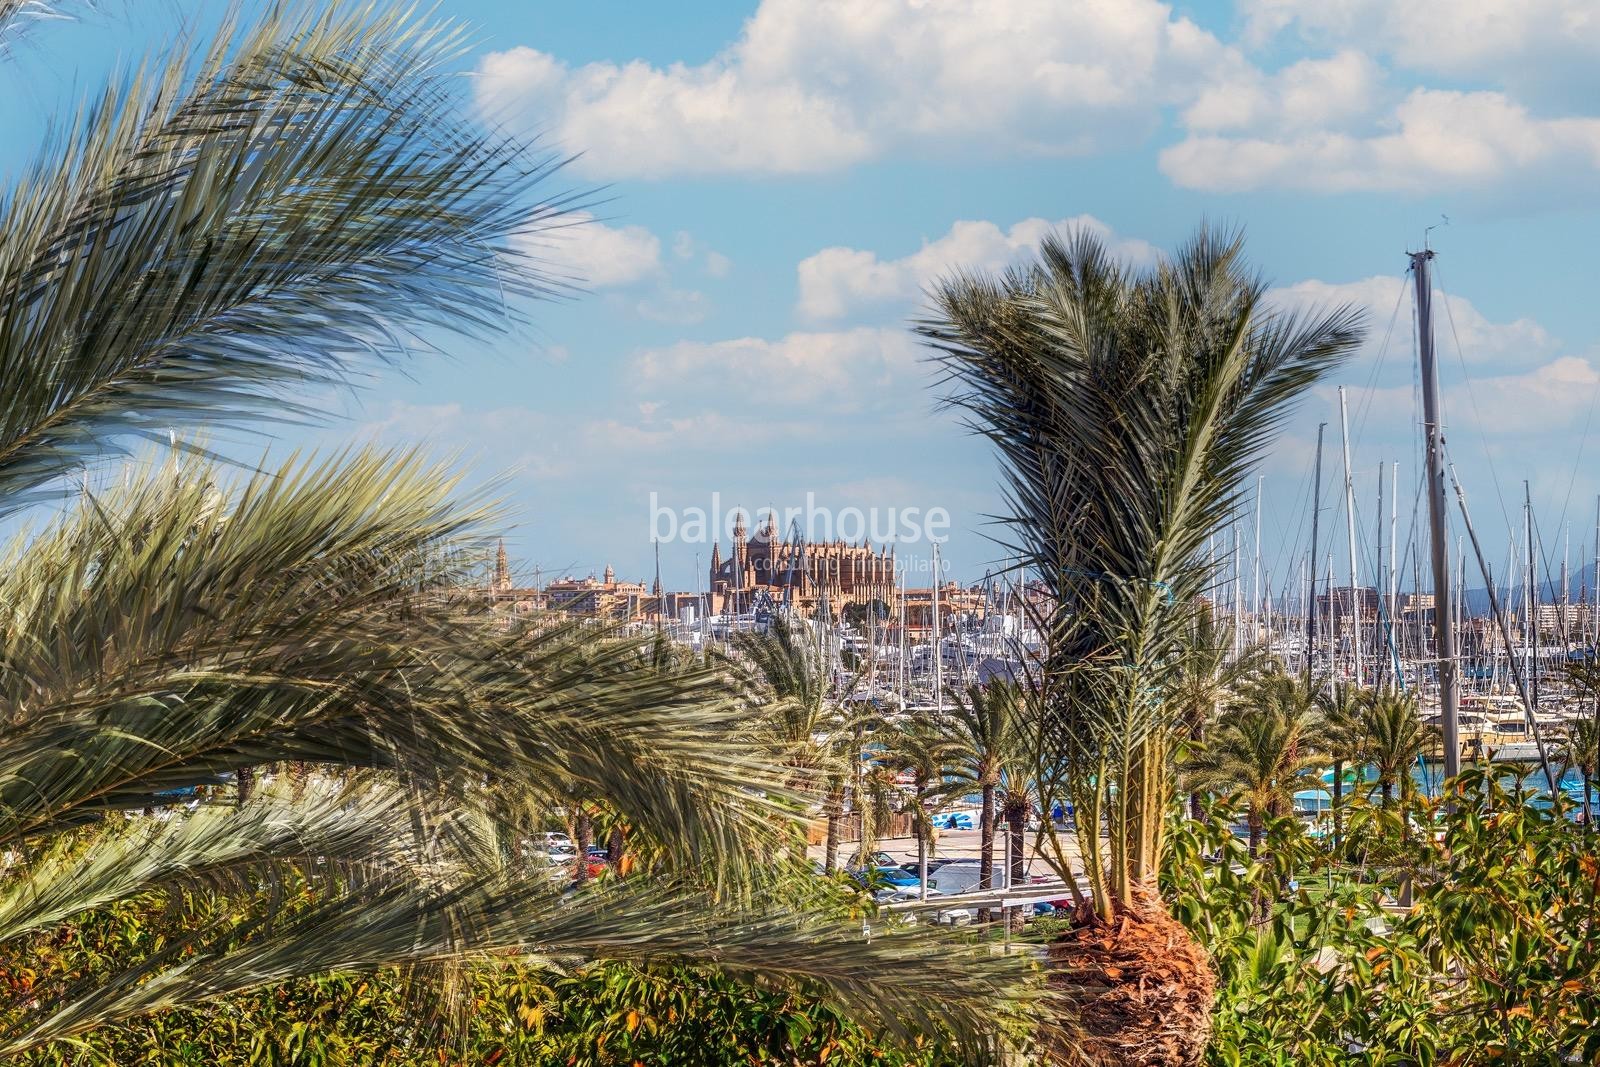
[708,513,898,618]
[544,562,651,620]
[484,539,546,618]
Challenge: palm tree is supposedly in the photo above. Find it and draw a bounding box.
[1564,719,1600,829]
[1170,606,1267,820]
[921,226,1361,1064]
[1562,662,1600,830]
[945,681,1021,914]
[733,619,863,872]
[996,756,1033,898]
[1186,672,1326,858]
[882,718,961,898]
[1361,690,1436,809]
[0,5,1025,1055]
[1317,680,1368,847]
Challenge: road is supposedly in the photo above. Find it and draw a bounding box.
[805,826,1085,874]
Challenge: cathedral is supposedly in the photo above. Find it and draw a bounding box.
[708,513,897,617]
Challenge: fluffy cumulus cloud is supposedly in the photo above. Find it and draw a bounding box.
[1238,0,1600,97]
[797,214,1159,321]
[630,327,924,408]
[1162,88,1600,193]
[531,213,662,287]
[1180,50,1380,135]
[474,0,1232,178]
[1268,275,1561,373]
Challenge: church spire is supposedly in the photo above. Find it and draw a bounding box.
[494,538,510,590]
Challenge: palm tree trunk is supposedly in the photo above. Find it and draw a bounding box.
[607,822,625,864]
[1585,764,1593,831]
[573,807,594,886]
[1381,778,1394,810]
[236,766,255,806]
[917,818,929,901]
[1247,811,1262,859]
[978,780,996,923]
[1331,759,1345,848]
[823,785,843,874]
[1006,804,1025,891]
[1188,717,1206,821]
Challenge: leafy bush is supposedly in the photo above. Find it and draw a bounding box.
[10,898,966,1066]
[1170,772,1600,1065]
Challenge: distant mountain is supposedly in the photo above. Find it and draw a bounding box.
[1460,562,1597,617]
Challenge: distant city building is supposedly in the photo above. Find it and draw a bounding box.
[544,562,651,620]
[708,513,897,618]
[1317,586,1380,625]
[485,539,546,619]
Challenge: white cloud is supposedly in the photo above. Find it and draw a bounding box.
[1162,89,1600,193]
[796,214,1158,321]
[1181,50,1380,135]
[1448,355,1600,434]
[631,327,924,408]
[634,287,711,325]
[474,0,1233,178]
[704,251,732,278]
[1268,275,1561,374]
[534,213,662,287]
[1239,0,1600,93]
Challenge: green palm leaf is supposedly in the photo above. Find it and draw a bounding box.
[0,2,579,517]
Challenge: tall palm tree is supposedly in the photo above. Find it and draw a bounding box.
[945,681,1021,913]
[1186,672,1326,858]
[733,619,863,872]
[1361,690,1435,809]
[1564,718,1600,829]
[921,226,1361,1064]
[882,718,961,897]
[1316,680,1368,847]
[1170,606,1267,820]
[0,4,1025,1056]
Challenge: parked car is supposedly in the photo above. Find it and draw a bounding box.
[924,859,1013,896]
[853,866,921,893]
[875,882,941,905]
[547,842,578,859]
[845,849,898,870]
[930,812,973,830]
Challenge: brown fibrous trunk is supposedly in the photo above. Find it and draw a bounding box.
[1045,889,1215,1067]
[574,808,594,886]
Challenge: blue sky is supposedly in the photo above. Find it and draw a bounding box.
[6,0,1600,599]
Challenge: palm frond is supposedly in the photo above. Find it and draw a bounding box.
[0,449,793,880]
[0,778,412,944]
[0,2,582,517]
[2,870,1033,1060]
[920,225,1363,908]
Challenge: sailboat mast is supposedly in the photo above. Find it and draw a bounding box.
[1306,423,1327,683]
[1233,527,1243,658]
[1527,482,1539,714]
[1562,525,1571,647]
[1375,458,1387,689]
[1339,386,1362,685]
[1413,248,1459,780]
[931,544,943,712]
[1253,475,1263,633]
[1389,461,1399,659]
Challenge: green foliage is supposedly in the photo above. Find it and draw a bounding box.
[10,903,969,1067]
[921,226,1363,915]
[1169,772,1600,1065]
